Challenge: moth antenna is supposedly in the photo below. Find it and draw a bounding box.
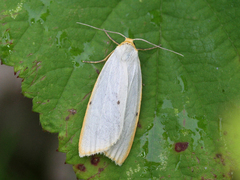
[77,22,127,39]
[134,38,184,57]
[77,22,183,57]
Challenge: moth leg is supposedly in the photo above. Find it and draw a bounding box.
[83,30,118,64]
[137,45,161,51]
[82,50,115,63]
[105,31,119,45]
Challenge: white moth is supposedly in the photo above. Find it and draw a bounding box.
[77,22,183,165]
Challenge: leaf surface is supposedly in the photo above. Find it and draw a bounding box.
[1,0,240,179]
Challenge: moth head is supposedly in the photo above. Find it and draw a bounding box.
[119,38,137,50]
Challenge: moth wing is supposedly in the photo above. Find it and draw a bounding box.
[104,47,142,165]
[79,46,128,156]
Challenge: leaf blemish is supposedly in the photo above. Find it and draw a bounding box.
[91,156,100,166]
[96,69,100,74]
[137,122,142,128]
[27,53,33,57]
[175,142,189,152]
[98,168,104,172]
[65,109,77,120]
[69,109,77,115]
[216,153,222,158]
[76,164,86,172]
[215,153,225,165]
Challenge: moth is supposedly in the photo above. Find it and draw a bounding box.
[77,22,183,165]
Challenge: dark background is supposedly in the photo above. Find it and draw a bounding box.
[0,63,76,180]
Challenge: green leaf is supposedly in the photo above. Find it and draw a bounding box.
[1,0,240,179]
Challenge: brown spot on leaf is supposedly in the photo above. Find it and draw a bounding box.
[96,69,100,74]
[175,142,189,152]
[91,156,100,166]
[69,109,77,115]
[87,163,108,179]
[98,168,104,172]
[212,173,217,178]
[65,109,77,120]
[76,164,86,172]
[58,136,64,140]
[137,122,142,128]
[215,153,225,165]
[27,53,33,57]
[216,153,222,158]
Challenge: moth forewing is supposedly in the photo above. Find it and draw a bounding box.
[79,43,130,157]
[104,45,142,165]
